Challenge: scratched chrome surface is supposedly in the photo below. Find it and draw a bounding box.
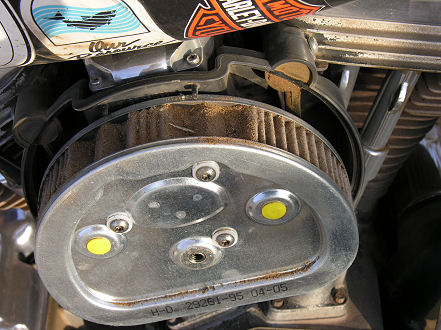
[36,138,358,326]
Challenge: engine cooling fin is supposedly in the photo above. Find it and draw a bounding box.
[40,102,351,211]
[353,72,441,218]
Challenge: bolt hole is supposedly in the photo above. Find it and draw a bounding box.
[189,252,206,263]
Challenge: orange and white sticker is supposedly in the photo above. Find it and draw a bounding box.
[185,0,324,38]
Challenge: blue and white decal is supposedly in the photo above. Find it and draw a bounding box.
[0,0,35,67]
[31,0,147,44]
[21,0,178,59]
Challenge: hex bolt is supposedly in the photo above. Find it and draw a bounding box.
[186,52,201,65]
[332,287,347,305]
[195,166,216,182]
[106,213,133,234]
[271,299,285,308]
[215,233,235,247]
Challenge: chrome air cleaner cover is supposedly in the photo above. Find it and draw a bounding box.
[35,98,358,326]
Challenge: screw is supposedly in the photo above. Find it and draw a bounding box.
[186,52,201,65]
[109,219,129,233]
[90,77,101,87]
[216,233,235,247]
[212,227,238,248]
[195,166,216,182]
[332,287,347,305]
[271,299,284,308]
[106,213,132,234]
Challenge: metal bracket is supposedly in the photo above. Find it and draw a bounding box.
[356,71,419,204]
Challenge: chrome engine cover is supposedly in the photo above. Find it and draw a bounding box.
[35,98,358,326]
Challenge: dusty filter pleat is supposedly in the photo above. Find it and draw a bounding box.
[274,116,288,151]
[39,102,352,212]
[264,112,277,147]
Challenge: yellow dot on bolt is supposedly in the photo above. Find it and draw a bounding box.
[261,201,287,220]
[86,237,111,255]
